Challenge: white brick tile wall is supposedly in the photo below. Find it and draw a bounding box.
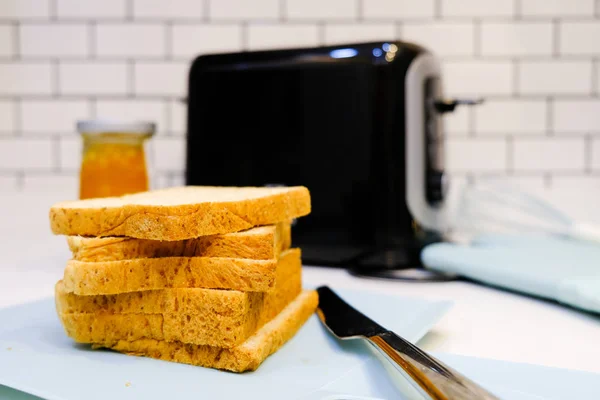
[0,101,15,134]
[96,24,166,58]
[481,22,553,57]
[56,0,126,18]
[22,173,78,194]
[169,99,187,135]
[403,23,474,56]
[286,0,357,19]
[592,139,600,171]
[0,175,18,191]
[0,0,598,209]
[443,106,469,135]
[21,100,89,134]
[446,138,507,172]
[20,24,89,57]
[474,100,547,135]
[170,173,185,187]
[134,62,188,96]
[560,22,600,55]
[0,63,52,95]
[96,100,168,135]
[553,100,600,133]
[363,0,435,19]
[59,62,128,95]
[0,138,53,170]
[443,61,512,95]
[172,25,242,60]
[518,61,592,95]
[59,136,81,172]
[248,24,319,50]
[324,24,396,45]
[441,0,514,17]
[514,139,585,171]
[0,0,49,19]
[210,0,278,20]
[153,137,185,172]
[521,0,595,17]
[153,173,171,189]
[134,0,204,19]
[0,25,14,57]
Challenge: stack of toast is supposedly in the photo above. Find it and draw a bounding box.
[49,186,317,372]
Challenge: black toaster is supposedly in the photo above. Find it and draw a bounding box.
[185,41,468,277]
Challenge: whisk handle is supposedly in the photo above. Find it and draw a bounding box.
[570,222,600,245]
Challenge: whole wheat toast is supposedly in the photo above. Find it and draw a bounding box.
[50,186,310,240]
[92,290,318,372]
[62,248,301,295]
[67,223,292,262]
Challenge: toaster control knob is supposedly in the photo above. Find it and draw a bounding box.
[434,98,484,113]
[426,170,446,204]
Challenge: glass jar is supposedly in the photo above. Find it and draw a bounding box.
[76,120,155,199]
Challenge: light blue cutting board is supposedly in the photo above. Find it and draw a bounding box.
[0,288,451,400]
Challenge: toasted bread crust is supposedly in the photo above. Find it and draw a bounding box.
[50,186,310,240]
[91,290,318,372]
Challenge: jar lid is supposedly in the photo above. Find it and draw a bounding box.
[76,120,156,135]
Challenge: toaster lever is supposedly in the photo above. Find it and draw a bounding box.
[434,98,484,113]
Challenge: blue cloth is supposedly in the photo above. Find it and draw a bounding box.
[421,235,600,314]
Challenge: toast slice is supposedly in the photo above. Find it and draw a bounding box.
[56,245,298,315]
[67,223,292,262]
[62,248,300,295]
[56,249,301,348]
[92,290,318,372]
[58,269,300,348]
[50,186,310,240]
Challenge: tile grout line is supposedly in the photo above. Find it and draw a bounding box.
[514,0,522,19]
[317,21,325,46]
[165,22,172,60]
[14,98,22,137]
[53,134,61,173]
[543,173,552,189]
[584,134,592,174]
[473,18,481,57]
[395,21,402,39]
[90,97,97,118]
[591,58,598,97]
[434,0,442,19]
[127,59,135,98]
[165,99,171,137]
[552,18,560,58]
[15,170,24,191]
[50,0,57,20]
[88,22,96,59]
[203,0,210,22]
[506,135,514,174]
[12,21,19,60]
[126,0,133,21]
[357,0,363,21]
[468,108,476,137]
[52,59,60,98]
[279,0,286,22]
[546,97,554,136]
[513,59,520,97]
[240,21,248,51]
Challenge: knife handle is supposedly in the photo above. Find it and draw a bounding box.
[367,332,499,400]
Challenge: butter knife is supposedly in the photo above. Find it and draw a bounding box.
[316,286,499,400]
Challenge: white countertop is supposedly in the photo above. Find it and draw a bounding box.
[1,192,599,375]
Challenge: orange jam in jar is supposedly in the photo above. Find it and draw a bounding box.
[77,121,155,199]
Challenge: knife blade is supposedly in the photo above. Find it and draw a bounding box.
[316,286,500,400]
